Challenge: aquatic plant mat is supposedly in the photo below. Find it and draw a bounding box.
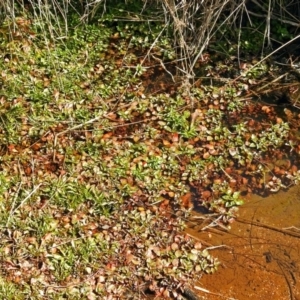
[0,14,300,300]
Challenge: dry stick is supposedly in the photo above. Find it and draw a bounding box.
[249,0,300,27]
[185,233,214,248]
[206,244,232,251]
[133,23,169,78]
[233,34,300,83]
[256,72,289,92]
[263,0,272,50]
[6,181,23,226]
[201,215,229,232]
[220,166,234,181]
[236,218,300,239]
[14,184,42,212]
[248,206,260,251]
[7,183,42,227]
[190,0,243,73]
[276,260,294,300]
[255,82,300,96]
[151,54,175,82]
[52,111,151,161]
[189,0,230,71]
[194,285,238,300]
[53,114,105,161]
[283,226,300,232]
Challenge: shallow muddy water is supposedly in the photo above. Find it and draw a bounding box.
[187,185,300,300]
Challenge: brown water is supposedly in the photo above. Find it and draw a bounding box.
[187,185,300,300]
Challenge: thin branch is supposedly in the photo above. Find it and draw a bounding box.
[194,285,238,300]
[236,218,300,239]
[233,34,300,82]
[7,183,42,226]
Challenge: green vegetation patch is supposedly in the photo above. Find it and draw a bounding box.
[0,10,299,300]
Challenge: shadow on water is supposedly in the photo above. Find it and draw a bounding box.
[187,184,300,300]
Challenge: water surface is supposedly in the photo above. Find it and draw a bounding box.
[187,185,300,299]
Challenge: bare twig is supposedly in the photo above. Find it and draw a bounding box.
[233,34,300,82]
[6,181,23,226]
[7,183,42,226]
[194,285,238,299]
[236,218,300,238]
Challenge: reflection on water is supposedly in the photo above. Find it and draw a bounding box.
[187,185,300,300]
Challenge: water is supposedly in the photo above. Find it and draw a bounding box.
[187,184,300,299]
